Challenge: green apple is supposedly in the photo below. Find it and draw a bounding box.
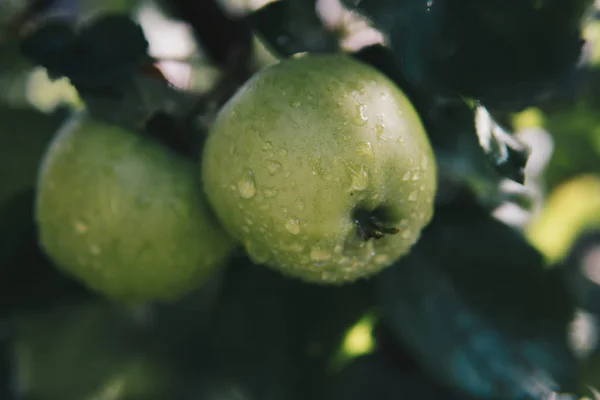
[35,113,235,303]
[202,53,437,283]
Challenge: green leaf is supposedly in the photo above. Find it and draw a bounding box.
[377,202,579,399]
[247,0,339,59]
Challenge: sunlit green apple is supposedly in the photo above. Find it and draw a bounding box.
[202,53,437,283]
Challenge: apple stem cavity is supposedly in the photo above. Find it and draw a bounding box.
[353,209,399,241]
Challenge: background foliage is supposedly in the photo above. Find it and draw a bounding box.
[1,0,600,399]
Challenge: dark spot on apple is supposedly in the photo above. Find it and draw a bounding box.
[353,207,399,241]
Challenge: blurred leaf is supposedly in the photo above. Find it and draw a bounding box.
[533,68,600,190]
[11,300,185,400]
[329,351,465,400]
[20,13,150,95]
[344,0,590,110]
[248,0,339,58]
[195,255,374,400]
[0,105,65,208]
[377,202,579,399]
[0,188,95,319]
[556,229,600,317]
[475,106,530,185]
[0,327,15,400]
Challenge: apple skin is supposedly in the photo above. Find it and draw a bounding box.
[35,114,235,303]
[202,53,437,283]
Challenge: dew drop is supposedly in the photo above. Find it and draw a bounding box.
[89,244,101,255]
[354,104,368,126]
[350,165,369,191]
[285,218,301,235]
[297,199,305,211]
[262,141,273,151]
[237,170,257,199]
[421,153,429,170]
[288,242,305,252]
[412,172,421,181]
[401,230,412,239]
[241,226,250,233]
[376,122,385,140]
[334,244,344,254]
[292,101,301,108]
[357,141,374,159]
[419,185,426,191]
[310,247,332,263]
[375,254,390,265]
[74,220,88,234]
[246,241,270,264]
[408,190,418,201]
[263,159,282,175]
[264,187,278,198]
[402,171,411,181]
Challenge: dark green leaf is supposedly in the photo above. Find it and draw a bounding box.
[345,0,590,110]
[329,351,465,400]
[377,202,579,399]
[248,0,338,59]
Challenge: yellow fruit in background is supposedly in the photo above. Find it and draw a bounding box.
[35,114,235,303]
[527,174,600,263]
[202,54,437,284]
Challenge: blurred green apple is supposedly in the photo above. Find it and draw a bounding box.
[35,114,235,303]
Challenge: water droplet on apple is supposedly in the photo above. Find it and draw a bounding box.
[263,159,282,175]
[89,244,101,255]
[285,218,301,235]
[402,230,412,239]
[375,254,390,265]
[237,170,256,199]
[291,101,301,108]
[246,241,270,264]
[353,104,368,126]
[376,122,385,140]
[73,220,88,234]
[357,141,374,159]
[421,153,429,170]
[310,247,331,263]
[286,242,305,252]
[262,141,273,151]
[419,185,426,191]
[408,190,418,201]
[402,171,411,181]
[412,172,421,181]
[350,165,369,191]
[297,199,305,210]
[264,187,278,198]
